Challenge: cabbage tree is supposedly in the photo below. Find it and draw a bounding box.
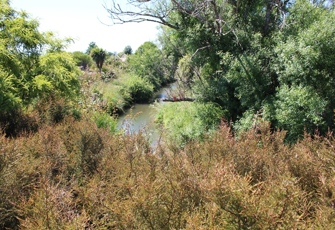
[90,47,106,73]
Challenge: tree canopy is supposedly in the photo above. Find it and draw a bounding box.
[85,41,97,54]
[107,0,335,142]
[72,51,93,70]
[0,0,80,114]
[123,45,133,55]
[128,41,174,90]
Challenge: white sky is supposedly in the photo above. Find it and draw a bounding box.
[10,0,160,53]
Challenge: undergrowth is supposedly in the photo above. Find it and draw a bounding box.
[1,118,335,229]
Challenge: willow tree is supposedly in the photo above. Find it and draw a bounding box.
[105,0,289,112]
[106,0,335,142]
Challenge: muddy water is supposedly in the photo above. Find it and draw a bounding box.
[117,82,177,146]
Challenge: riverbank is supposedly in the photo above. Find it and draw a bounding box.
[81,69,177,117]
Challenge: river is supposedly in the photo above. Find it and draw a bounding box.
[117,82,177,147]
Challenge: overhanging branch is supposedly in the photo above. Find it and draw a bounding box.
[104,0,238,42]
[104,0,179,29]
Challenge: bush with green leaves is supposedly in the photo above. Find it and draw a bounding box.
[156,102,225,147]
[0,1,81,134]
[0,2,80,108]
[274,2,335,131]
[90,47,107,73]
[121,74,154,103]
[72,51,93,70]
[274,85,326,142]
[93,111,118,133]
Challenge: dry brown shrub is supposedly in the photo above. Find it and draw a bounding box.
[19,180,86,229]
[2,118,335,229]
[0,110,38,138]
[0,133,42,229]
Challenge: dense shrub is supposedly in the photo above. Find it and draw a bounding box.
[1,118,335,229]
[0,110,38,137]
[121,74,154,103]
[72,51,93,70]
[156,102,225,147]
[85,72,155,116]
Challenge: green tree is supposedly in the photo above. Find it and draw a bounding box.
[123,45,133,55]
[0,0,80,113]
[72,51,93,70]
[128,41,167,90]
[107,0,335,141]
[90,47,107,73]
[274,85,326,142]
[86,41,97,54]
[274,0,335,132]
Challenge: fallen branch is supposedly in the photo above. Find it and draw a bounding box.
[161,97,194,102]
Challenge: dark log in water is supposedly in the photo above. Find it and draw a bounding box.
[161,97,194,102]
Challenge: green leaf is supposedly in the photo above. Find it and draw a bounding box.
[33,74,52,91]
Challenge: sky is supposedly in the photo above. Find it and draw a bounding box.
[10,0,160,53]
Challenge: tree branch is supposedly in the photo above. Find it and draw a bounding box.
[104,0,179,29]
[105,0,239,43]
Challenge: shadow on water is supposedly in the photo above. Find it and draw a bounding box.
[117,82,177,148]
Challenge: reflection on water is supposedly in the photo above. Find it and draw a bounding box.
[117,104,160,143]
[117,82,177,148]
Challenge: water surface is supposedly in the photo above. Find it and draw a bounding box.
[117,82,177,146]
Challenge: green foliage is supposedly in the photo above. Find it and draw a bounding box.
[283,0,326,36]
[37,52,80,100]
[277,7,335,90]
[221,33,277,110]
[274,85,326,142]
[152,0,335,141]
[85,41,97,54]
[72,51,93,69]
[93,111,118,133]
[0,0,80,116]
[123,45,133,55]
[156,102,224,147]
[128,41,168,90]
[90,47,107,73]
[0,72,21,111]
[121,74,154,103]
[275,5,335,129]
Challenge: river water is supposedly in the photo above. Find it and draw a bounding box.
[117,82,177,146]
